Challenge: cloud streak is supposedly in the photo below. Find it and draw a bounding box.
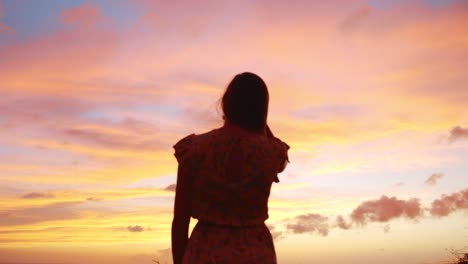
[21,192,54,199]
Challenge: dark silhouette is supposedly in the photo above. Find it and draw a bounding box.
[171,72,289,264]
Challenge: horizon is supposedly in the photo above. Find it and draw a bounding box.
[1,0,467,263]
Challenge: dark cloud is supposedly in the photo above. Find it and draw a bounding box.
[425,173,444,186]
[448,126,468,142]
[350,196,423,225]
[284,213,329,236]
[21,192,54,199]
[430,188,468,217]
[127,225,144,233]
[164,184,176,192]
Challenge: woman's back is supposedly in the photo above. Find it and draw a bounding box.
[174,125,289,227]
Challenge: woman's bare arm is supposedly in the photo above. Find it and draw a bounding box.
[171,163,192,264]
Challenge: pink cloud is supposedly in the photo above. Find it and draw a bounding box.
[425,173,444,186]
[335,215,351,230]
[279,189,468,239]
[350,196,423,225]
[430,188,468,217]
[284,213,330,236]
[448,126,468,142]
[60,2,104,26]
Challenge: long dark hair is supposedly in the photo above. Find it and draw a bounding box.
[221,72,269,133]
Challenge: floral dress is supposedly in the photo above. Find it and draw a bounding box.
[173,126,289,264]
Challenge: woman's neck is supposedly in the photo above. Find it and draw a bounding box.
[222,122,265,137]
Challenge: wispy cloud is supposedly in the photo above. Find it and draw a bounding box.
[425,173,444,186]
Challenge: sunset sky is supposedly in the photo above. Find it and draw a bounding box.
[1,0,467,263]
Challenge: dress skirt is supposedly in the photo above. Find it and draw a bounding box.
[182,221,277,264]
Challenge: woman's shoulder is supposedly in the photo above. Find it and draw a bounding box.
[173,134,198,163]
[173,129,221,161]
[174,128,220,145]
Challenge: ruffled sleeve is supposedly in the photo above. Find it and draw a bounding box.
[173,134,196,164]
[279,140,290,163]
[273,138,290,183]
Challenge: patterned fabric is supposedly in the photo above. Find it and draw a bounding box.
[174,126,289,264]
[182,222,276,264]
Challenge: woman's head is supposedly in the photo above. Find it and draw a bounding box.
[221,72,269,133]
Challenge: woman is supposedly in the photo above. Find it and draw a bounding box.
[171,72,290,264]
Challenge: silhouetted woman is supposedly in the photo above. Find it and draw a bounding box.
[171,72,290,264]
